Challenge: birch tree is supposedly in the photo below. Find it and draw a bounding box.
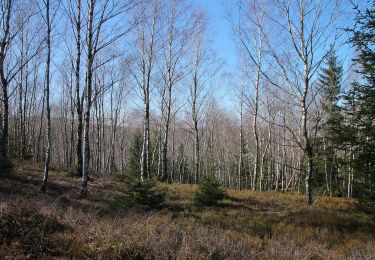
[65,0,83,176]
[238,82,245,190]
[230,0,266,191]
[189,13,205,184]
[270,0,340,204]
[81,0,138,197]
[129,0,159,181]
[159,0,191,182]
[188,12,217,183]
[0,0,41,160]
[40,0,53,192]
[233,0,342,202]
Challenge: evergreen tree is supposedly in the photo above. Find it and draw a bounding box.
[194,174,226,205]
[318,50,344,196]
[128,132,143,179]
[344,1,375,214]
[319,51,343,122]
[121,132,165,209]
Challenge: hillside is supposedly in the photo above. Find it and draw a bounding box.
[0,162,374,259]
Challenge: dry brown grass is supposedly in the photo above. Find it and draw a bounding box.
[0,163,374,259]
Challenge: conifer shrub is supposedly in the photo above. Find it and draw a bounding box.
[120,177,165,210]
[194,175,226,206]
[0,158,13,175]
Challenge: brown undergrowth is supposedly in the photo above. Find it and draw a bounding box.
[0,161,374,259]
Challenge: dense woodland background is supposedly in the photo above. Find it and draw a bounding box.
[0,0,374,210]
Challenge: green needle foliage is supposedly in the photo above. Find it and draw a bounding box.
[194,174,226,206]
[128,132,143,179]
[0,158,13,175]
[344,1,375,216]
[121,177,165,210]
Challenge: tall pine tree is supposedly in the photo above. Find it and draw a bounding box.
[318,50,343,196]
[344,1,375,214]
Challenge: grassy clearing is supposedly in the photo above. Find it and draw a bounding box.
[0,162,374,259]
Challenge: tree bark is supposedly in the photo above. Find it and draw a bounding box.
[81,0,95,198]
[41,0,52,193]
[74,0,83,177]
[0,0,12,160]
[238,84,244,190]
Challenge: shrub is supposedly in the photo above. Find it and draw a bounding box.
[121,177,165,210]
[0,158,13,175]
[194,175,226,206]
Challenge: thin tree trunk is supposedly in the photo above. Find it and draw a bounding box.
[81,0,95,197]
[238,84,244,190]
[192,71,200,184]
[324,138,330,195]
[303,66,313,205]
[75,0,83,177]
[0,0,11,160]
[161,81,172,182]
[41,0,52,193]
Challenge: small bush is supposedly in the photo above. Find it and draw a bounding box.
[194,175,226,206]
[121,177,165,210]
[0,158,13,175]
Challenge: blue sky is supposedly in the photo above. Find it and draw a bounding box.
[188,0,372,111]
[190,0,239,109]
[190,0,364,72]
[190,0,373,68]
[191,0,238,68]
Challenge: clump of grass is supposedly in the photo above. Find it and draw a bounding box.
[12,160,43,175]
[284,208,375,233]
[161,183,197,201]
[0,204,67,258]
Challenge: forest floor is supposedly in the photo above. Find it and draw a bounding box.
[0,161,374,259]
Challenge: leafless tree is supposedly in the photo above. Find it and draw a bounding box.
[40,0,53,192]
[158,0,191,182]
[233,0,341,204]
[81,0,138,196]
[0,0,42,160]
[129,0,159,181]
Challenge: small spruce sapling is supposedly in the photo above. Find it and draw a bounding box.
[194,174,226,206]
